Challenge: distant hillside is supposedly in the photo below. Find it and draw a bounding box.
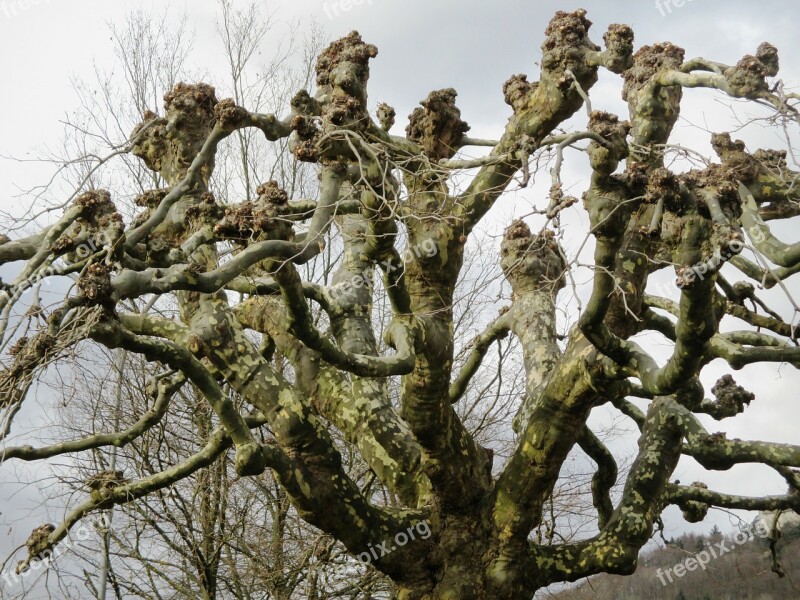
[546,524,800,600]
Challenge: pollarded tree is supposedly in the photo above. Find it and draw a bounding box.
[2,8,800,600]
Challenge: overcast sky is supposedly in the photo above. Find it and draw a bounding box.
[1,0,800,596]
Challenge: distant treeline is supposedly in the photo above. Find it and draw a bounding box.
[542,522,800,600]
